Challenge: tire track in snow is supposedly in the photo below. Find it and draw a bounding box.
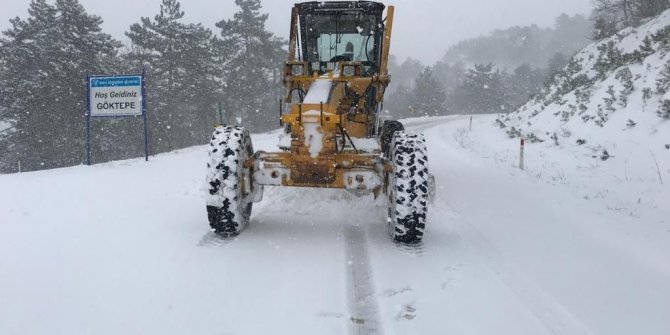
[451,213,594,335]
[345,225,383,335]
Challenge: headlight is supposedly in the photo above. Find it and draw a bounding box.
[291,64,304,76]
[343,65,356,77]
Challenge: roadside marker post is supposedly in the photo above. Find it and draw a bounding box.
[519,136,525,170]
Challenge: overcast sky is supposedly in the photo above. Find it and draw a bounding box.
[0,0,592,64]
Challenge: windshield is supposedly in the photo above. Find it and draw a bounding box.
[315,32,375,63]
[301,13,381,74]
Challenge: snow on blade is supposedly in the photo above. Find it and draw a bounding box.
[349,137,380,153]
[277,132,291,149]
[303,79,332,104]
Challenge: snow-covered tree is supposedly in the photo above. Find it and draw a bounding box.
[452,63,508,114]
[0,0,121,172]
[508,63,547,108]
[592,16,619,40]
[385,56,428,117]
[591,0,670,39]
[388,56,425,92]
[594,41,624,79]
[432,61,466,95]
[126,0,220,153]
[412,67,448,116]
[547,52,569,78]
[632,0,670,21]
[215,0,285,131]
[384,83,414,118]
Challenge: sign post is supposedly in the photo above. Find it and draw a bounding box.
[142,70,149,162]
[85,73,91,166]
[86,74,148,165]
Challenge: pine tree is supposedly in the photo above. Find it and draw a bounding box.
[551,13,592,53]
[592,16,618,40]
[384,83,413,119]
[594,41,624,79]
[388,57,425,91]
[452,63,507,115]
[547,52,569,78]
[215,0,285,131]
[631,0,670,22]
[615,67,634,107]
[656,58,670,93]
[0,0,121,172]
[432,61,466,95]
[508,63,546,108]
[412,67,447,117]
[126,0,220,153]
[591,0,670,39]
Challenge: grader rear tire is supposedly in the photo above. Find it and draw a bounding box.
[387,131,429,244]
[381,120,404,158]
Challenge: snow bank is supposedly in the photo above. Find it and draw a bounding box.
[500,9,670,193]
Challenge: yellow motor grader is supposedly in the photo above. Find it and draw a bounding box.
[205,1,431,243]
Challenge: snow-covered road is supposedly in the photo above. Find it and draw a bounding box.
[1,115,668,334]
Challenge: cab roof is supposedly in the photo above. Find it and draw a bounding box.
[294,1,386,16]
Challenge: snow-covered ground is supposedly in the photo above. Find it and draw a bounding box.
[0,120,11,133]
[1,115,669,335]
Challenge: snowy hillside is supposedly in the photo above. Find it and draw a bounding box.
[500,9,670,191]
[1,116,669,334]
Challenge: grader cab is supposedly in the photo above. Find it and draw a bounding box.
[205,1,432,244]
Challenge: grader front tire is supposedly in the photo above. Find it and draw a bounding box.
[205,126,254,237]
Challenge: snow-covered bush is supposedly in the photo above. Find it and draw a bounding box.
[628,36,655,62]
[652,26,670,50]
[604,85,618,112]
[616,68,634,107]
[659,99,670,118]
[594,41,625,79]
[656,59,670,93]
